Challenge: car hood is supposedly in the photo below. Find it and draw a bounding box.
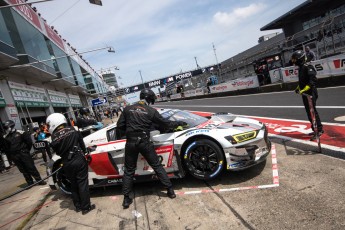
[197,113,263,131]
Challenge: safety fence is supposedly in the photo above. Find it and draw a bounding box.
[159,54,345,101]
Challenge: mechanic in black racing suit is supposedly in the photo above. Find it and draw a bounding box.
[116,88,187,209]
[291,50,324,140]
[46,113,95,215]
[1,120,46,186]
[76,107,98,137]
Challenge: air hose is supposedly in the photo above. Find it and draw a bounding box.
[0,167,62,202]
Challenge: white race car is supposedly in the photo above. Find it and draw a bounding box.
[47,109,271,194]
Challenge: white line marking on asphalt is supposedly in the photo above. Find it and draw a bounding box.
[39,187,49,190]
[157,105,345,109]
[245,115,345,127]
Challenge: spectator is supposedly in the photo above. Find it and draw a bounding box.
[33,126,52,163]
[206,79,211,94]
[69,117,75,126]
[112,107,119,118]
[305,46,316,62]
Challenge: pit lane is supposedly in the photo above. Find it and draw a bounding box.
[18,140,345,230]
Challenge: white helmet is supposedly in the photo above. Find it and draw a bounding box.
[46,113,67,133]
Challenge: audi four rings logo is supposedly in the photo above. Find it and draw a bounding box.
[34,142,46,149]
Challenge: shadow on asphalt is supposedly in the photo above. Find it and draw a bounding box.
[270,137,345,160]
[54,158,269,200]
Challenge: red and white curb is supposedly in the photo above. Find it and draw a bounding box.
[176,144,279,196]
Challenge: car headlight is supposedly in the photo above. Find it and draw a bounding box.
[225,130,258,144]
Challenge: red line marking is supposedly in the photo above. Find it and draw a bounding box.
[0,197,29,207]
[0,200,55,229]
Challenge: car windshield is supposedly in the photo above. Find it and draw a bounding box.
[161,110,208,128]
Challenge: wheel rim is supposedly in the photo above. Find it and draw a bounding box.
[189,145,219,174]
[56,169,72,194]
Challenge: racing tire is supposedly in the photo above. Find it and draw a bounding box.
[56,166,72,195]
[183,139,224,180]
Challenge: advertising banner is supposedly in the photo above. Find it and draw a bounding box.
[184,90,196,98]
[281,66,299,82]
[326,55,345,76]
[8,81,50,107]
[195,88,204,96]
[44,24,65,51]
[0,88,5,107]
[68,94,82,107]
[269,68,282,83]
[310,59,331,78]
[47,90,69,107]
[210,76,260,93]
[230,76,260,90]
[5,0,42,31]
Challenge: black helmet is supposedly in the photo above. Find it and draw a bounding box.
[3,120,15,129]
[140,89,156,105]
[291,50,306,66]
[80,107,90,115]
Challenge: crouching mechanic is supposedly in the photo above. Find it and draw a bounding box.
[46,113,95,215]
[291,50,324,140]
[117,88,187,209]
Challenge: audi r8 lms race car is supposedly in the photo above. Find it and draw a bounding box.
[47,109,271,194]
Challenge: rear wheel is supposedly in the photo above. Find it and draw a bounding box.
[183,139,224,180]
[55,165,72,195]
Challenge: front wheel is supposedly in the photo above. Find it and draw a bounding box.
[183,139,224,180]
[55,166,72,195]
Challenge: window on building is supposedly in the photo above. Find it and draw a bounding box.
[0,11,13,46]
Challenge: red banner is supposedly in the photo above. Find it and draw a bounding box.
[6,0,42,31]
[44,24,65,51]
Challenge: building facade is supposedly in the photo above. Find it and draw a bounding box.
[0,0,109,130]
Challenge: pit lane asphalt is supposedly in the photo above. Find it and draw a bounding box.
[156,86,345,124]
[0,116,344,229]
[1,139,344,230]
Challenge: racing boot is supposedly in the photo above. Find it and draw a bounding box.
[167,187,176,199]
[122,196,133,209]
[82,204,96,215]
[310,130,324,141]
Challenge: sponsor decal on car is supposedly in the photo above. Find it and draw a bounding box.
[185,129,210,137]
[228,162,246,169]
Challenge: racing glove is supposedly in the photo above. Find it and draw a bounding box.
[294,86,300,94]
[299,85,310,95]
[174,126,184,132]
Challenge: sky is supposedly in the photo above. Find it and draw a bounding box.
[35,0,306,88]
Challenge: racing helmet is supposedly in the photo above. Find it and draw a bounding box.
[79,107,90,116]
[3,120,15,130]
[140,89,156,105]
[291,50,306,66]
[46,113,67,133]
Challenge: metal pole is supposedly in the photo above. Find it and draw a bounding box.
[19,105,28,125]
[139,70,145,88]
[11,46,113,68]
[24,103,33,123]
